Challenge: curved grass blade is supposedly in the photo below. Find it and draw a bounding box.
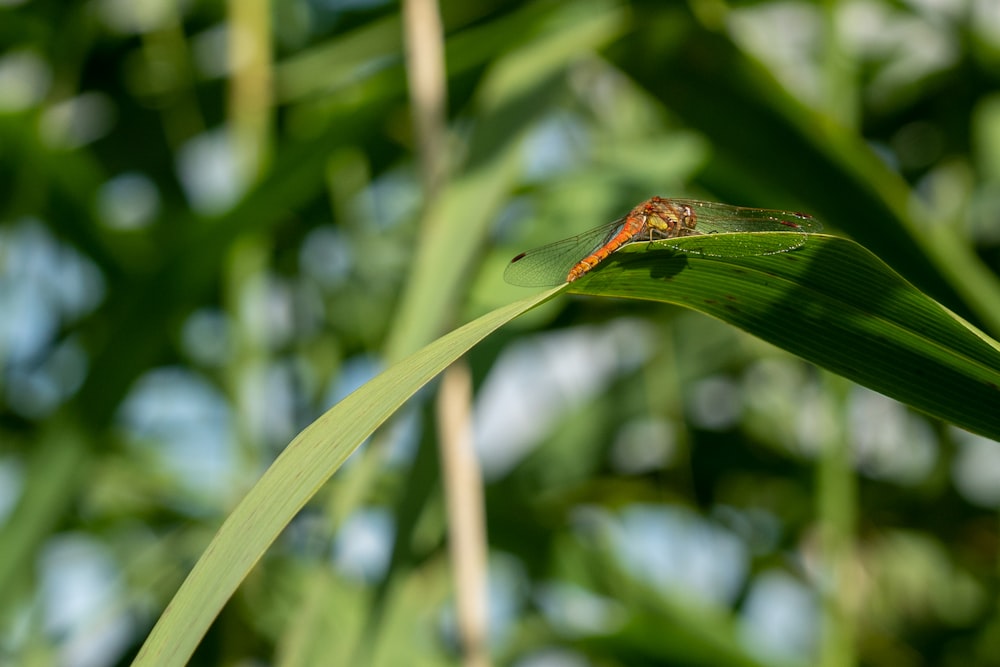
[131,287,563,667]
[568,234,1000,440]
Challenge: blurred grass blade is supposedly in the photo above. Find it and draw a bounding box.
[567,233,1000,440]
[131,287,562,667]
[385,0,628,361]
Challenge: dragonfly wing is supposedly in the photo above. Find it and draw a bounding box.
[674,199,822,234]
[659,231,807,257]
[662,199,820,257]
[504,220,626,287]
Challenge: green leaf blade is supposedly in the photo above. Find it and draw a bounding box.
[569,234,1000,440]
[131,287,562,667]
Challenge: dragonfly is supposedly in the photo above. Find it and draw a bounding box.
[503,196,823,287]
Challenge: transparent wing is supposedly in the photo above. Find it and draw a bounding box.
[675,199,821,233]
[661,199,821,257]
[503,219,626,287]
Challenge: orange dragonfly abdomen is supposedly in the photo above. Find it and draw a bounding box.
[565,197,698,282]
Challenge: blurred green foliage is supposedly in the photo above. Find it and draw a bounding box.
[3,0,1000,666]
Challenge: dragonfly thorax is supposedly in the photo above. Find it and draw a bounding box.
[641,197,697,241]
